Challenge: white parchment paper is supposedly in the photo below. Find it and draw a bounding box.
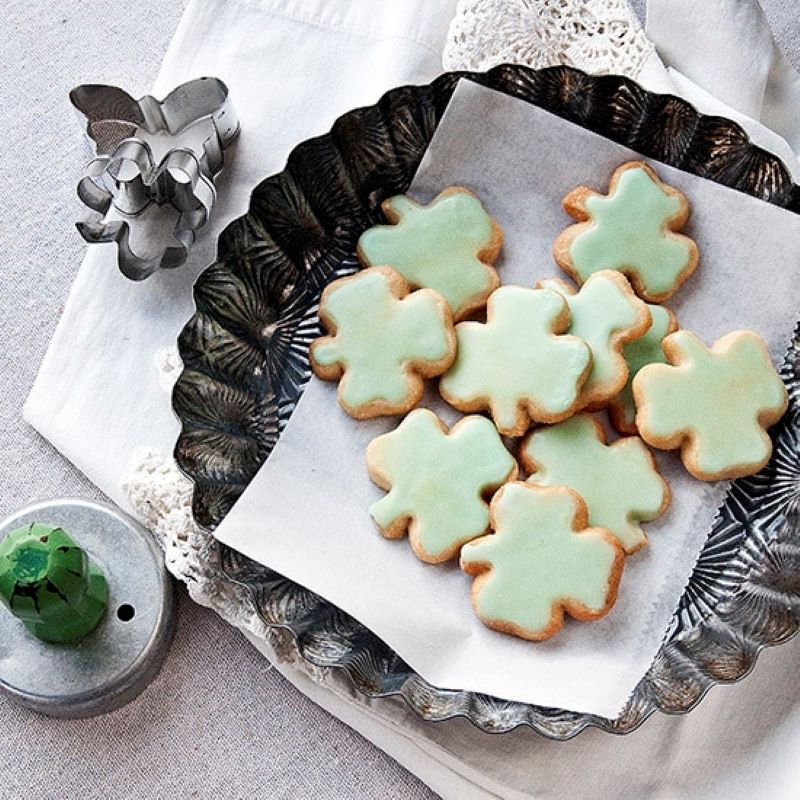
[214,80,800,717]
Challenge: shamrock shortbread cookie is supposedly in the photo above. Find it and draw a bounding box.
[521,413,670,554]
[460,482,624,641]
[608,303,678,435]
[440,286,592,436]
[536,271,651,410]
[367,409,517,563]
[357,187,502,320]
[634,330,788,480]
[310,267,456,419]
[553,161,699,302]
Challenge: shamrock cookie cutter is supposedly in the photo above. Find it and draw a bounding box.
[71,77,239,280]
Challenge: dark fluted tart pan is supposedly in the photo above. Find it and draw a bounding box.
[173,65,800,738]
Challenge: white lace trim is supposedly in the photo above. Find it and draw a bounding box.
[154,346,184,394]
[442,0,654,79]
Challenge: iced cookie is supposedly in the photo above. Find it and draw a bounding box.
[634,330,788,480]
[440,286,592,436]
[608,303,678,434]
[460,482,624,641]
[553,162,699,302]
[310,267,456,419]
[357,187,502,320]
[367,409,517,563]
[521,413,670,554]
[536,271,651,410]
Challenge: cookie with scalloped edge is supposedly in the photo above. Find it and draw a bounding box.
[634,329,788,480]
[608,302,678,435]
[536,271,651,410]
[310,266,456,419]
[439,285,592,437]
[367,409,518,563]
[460,482,624,641]
[553,161,699,303]
[521,413,670,554]
[357,187,502,320]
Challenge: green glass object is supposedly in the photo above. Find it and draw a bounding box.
[0,523,108,644]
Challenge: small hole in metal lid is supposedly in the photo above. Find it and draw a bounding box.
[116,604,135,622]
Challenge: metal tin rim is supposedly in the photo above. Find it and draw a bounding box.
[170,64,800,738]
[0,498,175,718]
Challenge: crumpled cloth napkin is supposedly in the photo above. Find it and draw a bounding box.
[24,0,800,797]
[645,0,800,176]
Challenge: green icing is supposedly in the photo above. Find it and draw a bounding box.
[368,410,516,561]
[312,269,451,409]
[614,303,673,429]
[358,190,497,317]
[539,273,645,404]
[461,483,619,636]
[569,167,693,298]
[0,525,108,644]
[635,330,787,477]
[524,414,667,553]
[440,286,591,434]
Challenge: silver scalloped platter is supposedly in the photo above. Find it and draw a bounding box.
[172,65,800,738]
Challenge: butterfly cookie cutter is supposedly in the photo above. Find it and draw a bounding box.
[71,77,239,280]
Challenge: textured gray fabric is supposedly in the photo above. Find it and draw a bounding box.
[757,0,800,70]
[1,591,431,799]
[1,1,798,798]
[630,0,647,23]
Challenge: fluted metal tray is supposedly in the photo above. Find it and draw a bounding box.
[172,65,800,738]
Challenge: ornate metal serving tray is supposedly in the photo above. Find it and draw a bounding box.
[172,65,800,738]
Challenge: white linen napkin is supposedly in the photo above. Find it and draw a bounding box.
[24,0,800,797]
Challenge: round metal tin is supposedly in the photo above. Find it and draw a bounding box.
[171,65,800,738]
[0,499,175,718]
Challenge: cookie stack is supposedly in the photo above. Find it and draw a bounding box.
[309,164,787,642]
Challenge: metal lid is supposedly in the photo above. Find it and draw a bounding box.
[0,499,175,718]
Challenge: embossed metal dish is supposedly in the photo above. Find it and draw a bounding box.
[172,65,800,738]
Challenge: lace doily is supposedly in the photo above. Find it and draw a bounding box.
[442,0,654,79]
[153,346,184,394]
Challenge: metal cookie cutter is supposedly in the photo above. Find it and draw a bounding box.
[71,77,239,280]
